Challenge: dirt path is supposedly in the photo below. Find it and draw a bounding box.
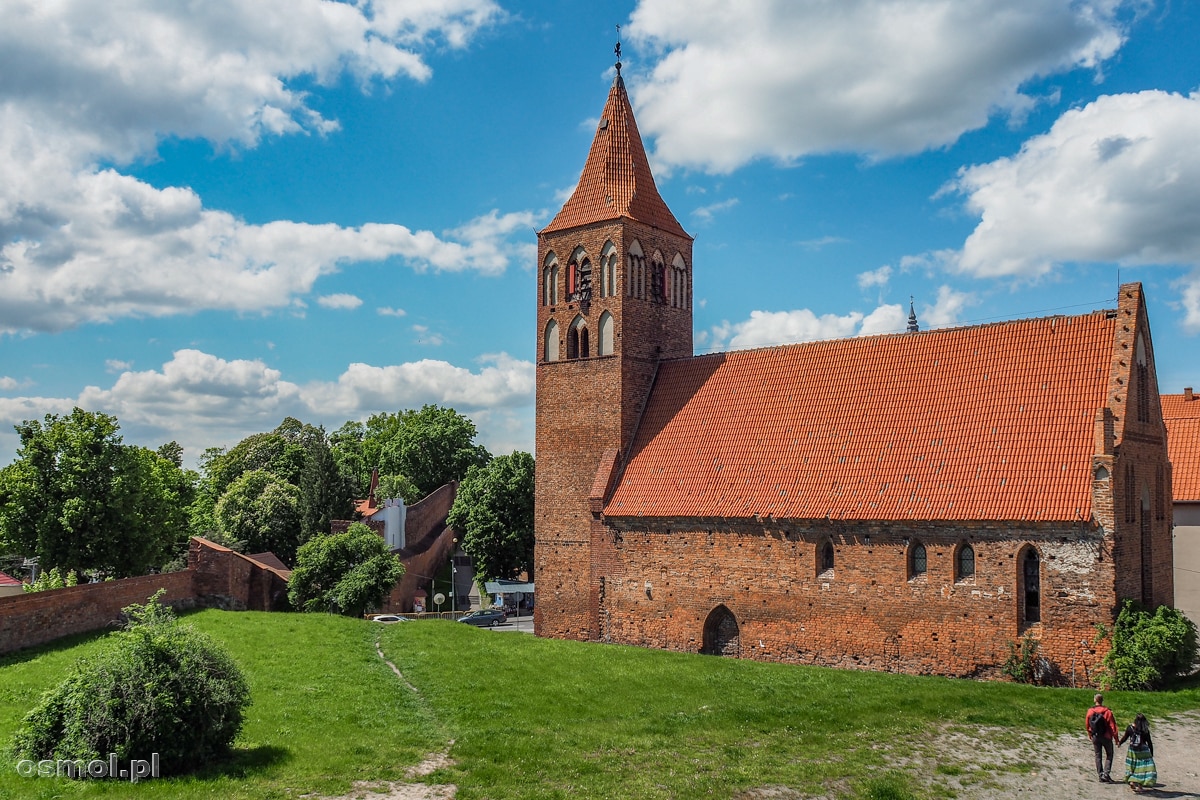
[926,711,1200,799]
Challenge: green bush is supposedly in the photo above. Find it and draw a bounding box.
[288,523,404,616]
[10,591,250,774]
[1001,633,1040,683]
[1097,600,1199,690]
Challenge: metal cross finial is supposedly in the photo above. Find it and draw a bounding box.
[615,25,622,76]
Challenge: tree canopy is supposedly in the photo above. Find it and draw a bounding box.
[0,409,192,577]
[287,523,404,616]
[447,451,534,582]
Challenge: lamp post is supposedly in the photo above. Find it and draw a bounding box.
[451,537,458,616]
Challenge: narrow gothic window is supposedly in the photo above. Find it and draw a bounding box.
[1022,548,1040,624]
[543,261,559,306]
[909,541,927,578]
[819,541,834,575]
[1140,487,1153,606]
[598,311,614,356]
[1136,336,1150,424]
[956,543,975,581]
[543,319,559,362]
[567,316,587,359]
[1124,464,1136,523]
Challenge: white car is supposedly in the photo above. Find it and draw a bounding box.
[371,615,412,623]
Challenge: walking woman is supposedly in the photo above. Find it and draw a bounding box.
[1118,713,1157,792]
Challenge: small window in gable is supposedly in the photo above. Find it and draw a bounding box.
[1136,334,1150,423]
[598,311,614,356]
[909,541,927,580]
[544,319,559,362]
[955,543,975,582]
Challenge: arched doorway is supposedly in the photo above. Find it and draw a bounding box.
[701,605,740,657]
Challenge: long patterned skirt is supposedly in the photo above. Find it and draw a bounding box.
[1124,746,1157,787]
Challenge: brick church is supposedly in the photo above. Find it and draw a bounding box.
[532,70,1175,681]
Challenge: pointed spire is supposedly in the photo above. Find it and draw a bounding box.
[541,44,689,239]
[907,296,920,333]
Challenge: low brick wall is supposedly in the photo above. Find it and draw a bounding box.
[0,571,195,656]
[188,538,289,612]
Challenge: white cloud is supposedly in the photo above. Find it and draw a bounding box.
[377,306,408,317]
[0,377,19,391]
[857,265,892,290]
[627,0,1131,171]
[318,294,364,310]
[412,325,446,346]
[708,300,927,350]
[105,359,133,373]
[1178,271,1200,334]
[948,90,1200,281]
[0,348,535,466]
[0,0,515,335]
[921,285,977,328]
[797,236,847,251]
[692,198,739,224]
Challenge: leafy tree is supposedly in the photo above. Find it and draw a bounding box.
[329,420,368,495]
[298,430,354,543]
[12,590,250,775]
[1097,600,1199,690]
[377,473,421,504]
[0,409,187,577]
[448,451,534,581]
[23,567,78,592]
[287,523,404,616]
[378,405,491,498]
[215,470,302,563]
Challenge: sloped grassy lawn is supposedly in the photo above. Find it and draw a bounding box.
[0,611,1197,799]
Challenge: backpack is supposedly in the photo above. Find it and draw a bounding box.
[1089,710,1107,738]
[1129,729,1144,749]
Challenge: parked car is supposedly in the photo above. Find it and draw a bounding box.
[458,609,507,627]
[371,615,412,623]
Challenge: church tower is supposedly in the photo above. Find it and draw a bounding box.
[534,55,693,640]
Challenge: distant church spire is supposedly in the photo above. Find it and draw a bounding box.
[907,296,920,332]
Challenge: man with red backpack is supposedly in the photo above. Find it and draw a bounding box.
[1086,693,1119,782]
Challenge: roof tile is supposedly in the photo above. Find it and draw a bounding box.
[541,77,689,238]
[1162,393,1200,501]
[607,312,1118,522]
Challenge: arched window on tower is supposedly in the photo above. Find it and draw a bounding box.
[567,315,589,359]
[598,311,614,356]
[543,319,559,362]
[628,241,645,299]
[542,254,559,306]
[600,242,617,298]
[671,253,688,309]
[650,253,666,305]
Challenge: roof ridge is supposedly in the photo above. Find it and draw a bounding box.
[682,307,1118,362]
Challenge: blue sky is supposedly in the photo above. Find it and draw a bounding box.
[2,0,1199,468]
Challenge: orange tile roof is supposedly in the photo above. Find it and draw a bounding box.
[0,571,21,587]
[1162,392,1200,502]
[607,312,1119,522]
[542,77,689,238]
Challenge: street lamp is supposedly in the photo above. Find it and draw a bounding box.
[451,537,458,616]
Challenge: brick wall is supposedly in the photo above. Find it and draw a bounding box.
[0,570,195,655]
[378,483,459,613]
[0,538,290,655]
[187,538,289,612]
[598,518,1113,682]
